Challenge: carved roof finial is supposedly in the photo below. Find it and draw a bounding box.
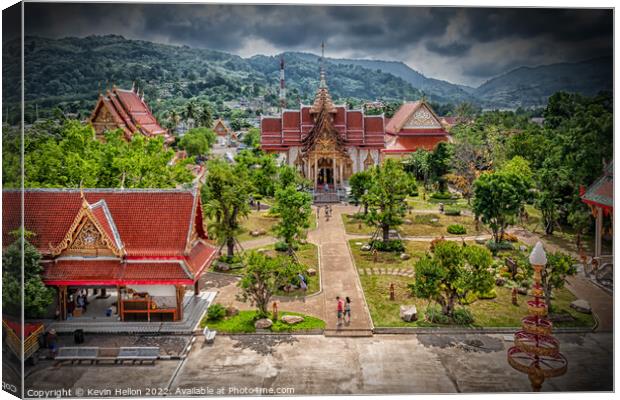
[320,41,326,89]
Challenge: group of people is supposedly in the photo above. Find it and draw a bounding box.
[62,289,90,319]
[336,296,351,326]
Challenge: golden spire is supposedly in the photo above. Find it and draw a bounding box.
[320,41,326,89]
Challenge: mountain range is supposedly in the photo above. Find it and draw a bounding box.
[3,35,612,119]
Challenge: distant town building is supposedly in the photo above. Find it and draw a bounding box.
[213,118,234,145]
[89,85,173,143]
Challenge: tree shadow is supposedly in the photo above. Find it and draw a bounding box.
[229,334,299,356]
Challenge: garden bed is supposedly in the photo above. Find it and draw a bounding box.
[351,239,595,329]
[199,310,325,333]
[342,212,485,238]
[359,275,594,329]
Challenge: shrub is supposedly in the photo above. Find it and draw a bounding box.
[452,307,474,325]
[207,303,227,321]
[486,240,514,255]
[447,224,467,235]
[424,304,450,324]
[274,241,299,252]
[430,192,454,200]
[477,289,497,299]
[253,193,263,201]
[460,291,478,305]
[371,239,405,253]
[444,207,461,216]
[218,254,243,264]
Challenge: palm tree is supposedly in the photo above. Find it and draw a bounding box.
[167,109,181,134]
[184,101,197,129]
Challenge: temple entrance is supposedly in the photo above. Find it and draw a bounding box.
[317,158,335,187]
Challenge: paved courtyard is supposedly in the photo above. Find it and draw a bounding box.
[24,332,612,395]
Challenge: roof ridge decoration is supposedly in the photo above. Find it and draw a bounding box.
[310,41,336,114]
[89,199,124,250]
[301,105,347,156]
[49,198,125,257]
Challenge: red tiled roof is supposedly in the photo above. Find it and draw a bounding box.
[185,241,218,276]
[90,87,166,138]
[382,135,448,153]
[385,101,421,134]
[582,161,613,211]
[2,189,206,257]
[42,260,193,285]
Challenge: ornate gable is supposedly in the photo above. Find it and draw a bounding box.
[50,199,124,257]
[402,103,442,129]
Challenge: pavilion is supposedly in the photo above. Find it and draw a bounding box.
[2,188,217,322]
[581,160,614,261]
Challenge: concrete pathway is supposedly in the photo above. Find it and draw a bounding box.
[308,205,373,335]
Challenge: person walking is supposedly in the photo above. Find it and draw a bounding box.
[336,296,344,326]
[344,296,351,324]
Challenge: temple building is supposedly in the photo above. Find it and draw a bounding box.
[2,188,217,322]
[382,100,451,158]
[89,85,173,143]
[260,59,450,191]
[213,118,235,145]
[581,160,613,260]
[261,67,385,191]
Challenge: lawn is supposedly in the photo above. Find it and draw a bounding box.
[360,274,594,328]
[355,247,595,329]
[200,310,325,333]
[342,212,486,238]
[349,239,433,270]
[237,210,279,242]
[211,208,316,243]
[218,243,321,296]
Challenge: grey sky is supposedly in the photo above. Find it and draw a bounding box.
[23,3,613,87]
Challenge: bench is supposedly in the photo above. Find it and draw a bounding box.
[203,327,217,344]
[116,347,159,364]
[55,347,99,364]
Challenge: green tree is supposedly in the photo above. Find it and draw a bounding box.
[184,101,197,128]
[411,241,494,317]
[364,159,411,243]
[202,160,252,257]
[2,234,55,318]
[179,127,216,157]
[404,149,433,190]
[198,103,213,129]
[472,166,531,243]
[538,251,577,311]
[349,170,373,215]
[429,142,453,192]
[235,149,279,196]
[272,185,312,256]
[237,251,304,317]
[242,127,261,149]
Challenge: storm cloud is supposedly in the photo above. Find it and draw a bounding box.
[22,3,612,86]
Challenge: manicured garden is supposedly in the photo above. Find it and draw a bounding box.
[351,239,595,329]
[359,274,593,328]
[200,310,325,333]
[343,211,485,238]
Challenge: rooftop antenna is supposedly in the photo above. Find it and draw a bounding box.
[279,56,286,112]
